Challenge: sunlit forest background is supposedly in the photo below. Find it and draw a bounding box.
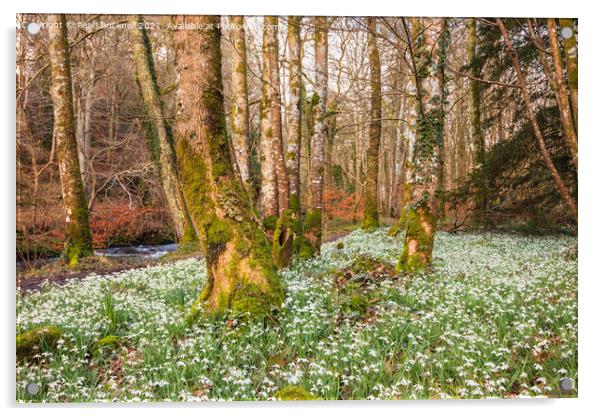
[17,15,577,266]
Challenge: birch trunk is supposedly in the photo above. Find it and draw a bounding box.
[305,16,329,255]
[229,16,252,186]
[265,16,290,214]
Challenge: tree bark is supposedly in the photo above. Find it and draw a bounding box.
[467,18,488,221]
[131,15,197,245]
[173,15,282,319]
[285,16,303,213]
[229,16,252,186]
[48,14,93,266]
[259,19,280,222]
[276,16,313,263]
[305,16,329,255]
[546,18,578,171]
[265,16,290,215]
[398,18,446,272]
[362,17,382,231]
[497,18,577,220]
[558,18,578,130]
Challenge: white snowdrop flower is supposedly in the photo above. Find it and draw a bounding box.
[465,380,478,387]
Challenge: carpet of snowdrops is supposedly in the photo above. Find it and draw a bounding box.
[16,228,578,402]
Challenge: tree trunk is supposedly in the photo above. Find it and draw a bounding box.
[467,18,488,221]
[362,17,382,231]
[285,16,303,213]
[546,18,578,171]
[279,16,312,262]
[265,17,290,215]
[264,16,293,267]
[72,50,95,201]
[229,16,252,187]
[497,19,577,220]
[259,19,280,223]
[173,15,282,319]
[398,18,446,272]
[558,18,578,129]
[48,14,93,266]
[305,16,329,255]
[131,15,197,245]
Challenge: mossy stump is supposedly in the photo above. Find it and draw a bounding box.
[272,209,295,269]
[17,326,63,361]
[275,385,318,401]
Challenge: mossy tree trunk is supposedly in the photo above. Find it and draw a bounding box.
[362,17,382,231]
[131,15,197,245]
[304,16,329,256]
[497,19,578,221]
[48,14,93,267]
[173,15,283,319]
[398,18,447,273]
[467,18,488,223]
[229,16,252,187]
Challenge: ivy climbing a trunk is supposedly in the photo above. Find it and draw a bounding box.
[173,15,283,320]
[398,18,447,273]
[48,14,93,267]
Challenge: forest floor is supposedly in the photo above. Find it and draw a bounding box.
[16,228,578,402]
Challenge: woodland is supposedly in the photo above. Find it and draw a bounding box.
[16,15,577,401]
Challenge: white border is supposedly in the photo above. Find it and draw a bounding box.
[2,1,600,415]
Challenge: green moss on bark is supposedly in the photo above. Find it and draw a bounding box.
[272,209,294,268]
[397,206,436,273]
[361,208,379,232]
[303,208,322,256]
